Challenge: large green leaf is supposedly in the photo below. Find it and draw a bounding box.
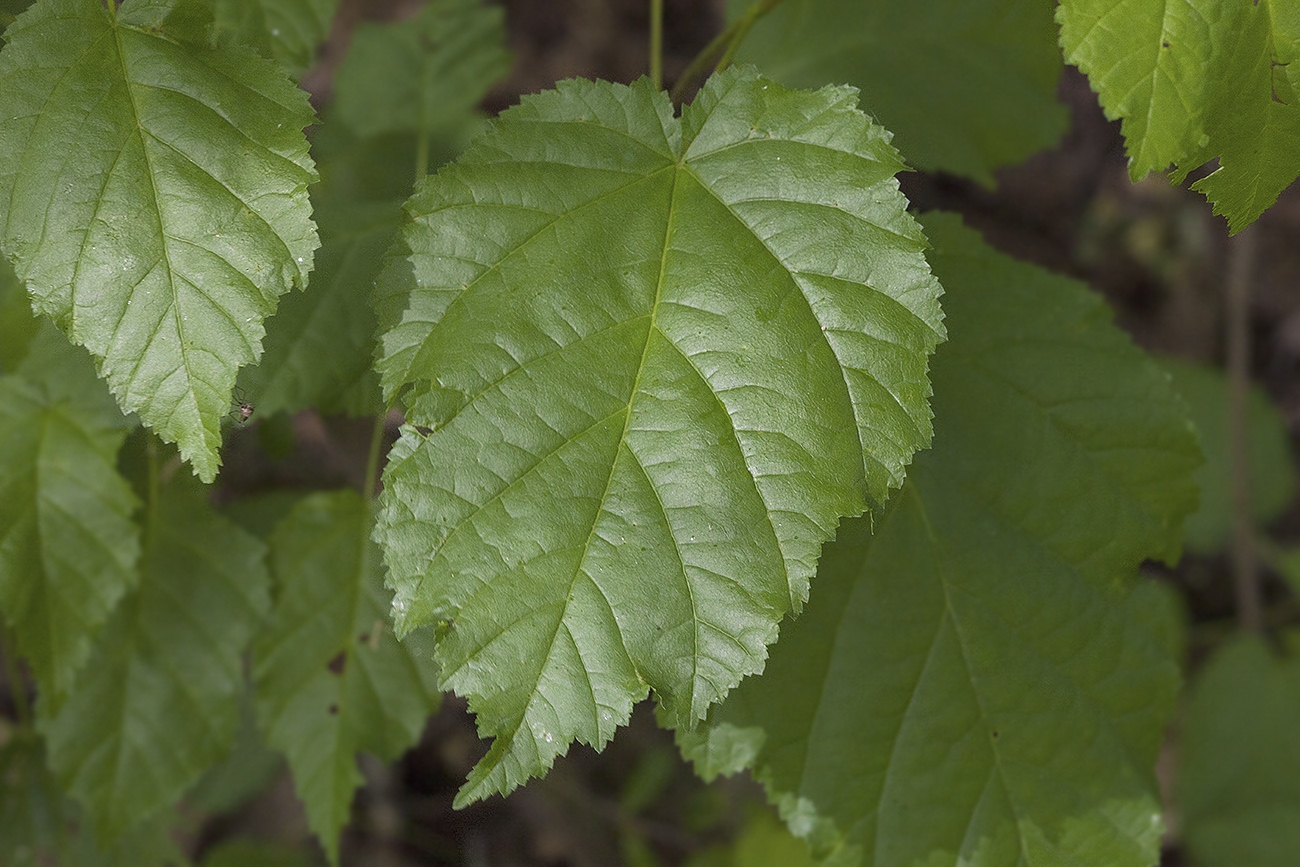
[333,0,511,139]
[726,0,1067,183]
[0,0,319,481]
[1058,0,1300,232]
[0,329,138,699]
[375,68,946,805]
[679,214,1199,866]
[254,491,439,863]
[1179,635,1300,867]
[41,485,270,840]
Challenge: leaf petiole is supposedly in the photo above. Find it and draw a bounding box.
[669,0,785,103]
[650,0,663,90]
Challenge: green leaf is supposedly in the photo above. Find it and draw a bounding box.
[0,330,139,699]
[245,0,511,417]
[1179,635,1300,867]
[41,485,270,841]
[254,491,439,863]
[0,733,65,866]
[727,0,1067,183]
[679,213,1199,867]
[0,733,188,867]
[211,0,340,77]
[333,0,511,139]
[375,68,946,806]
[1160,356,1295,555]
[185,689,284,815]
[1058,0,1300,232]
[0,256,39,372]
[685,807,817,867]
[0,0,319,481]
[240,124,411,417]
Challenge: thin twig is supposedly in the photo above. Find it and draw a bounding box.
[1227,224,1261,631]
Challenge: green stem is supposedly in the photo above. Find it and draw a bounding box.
[669,0,785,103]
[650,0,664,90]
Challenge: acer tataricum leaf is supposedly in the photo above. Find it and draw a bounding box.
[1058,0,1300,232]
[375,68,946,806]
[0,0,319,481]
[679,214,1199,867]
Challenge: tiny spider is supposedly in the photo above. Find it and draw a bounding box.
[230,387,254,424]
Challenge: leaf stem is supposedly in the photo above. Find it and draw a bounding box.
[1227,225,1261,632]
[669,0,785,104]
[650,0,664,90]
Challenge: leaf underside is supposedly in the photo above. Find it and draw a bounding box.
[0,0,319,480]
[1058,0,1300,232]
[679,214,1199,867]
[375,67,946,806]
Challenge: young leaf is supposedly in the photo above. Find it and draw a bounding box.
[1058,0,1300,232]
[1179,636,1300,867]
[0,0,319,481]
[376,67,946,805]
[679,214,1199,866]
[41,485,270,841]
[254,490,440,864]
[0,330,139,699]
[333,0,512,139]
[725,0,1067,184]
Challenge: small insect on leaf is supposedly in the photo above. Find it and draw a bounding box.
[230,388,255,425]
